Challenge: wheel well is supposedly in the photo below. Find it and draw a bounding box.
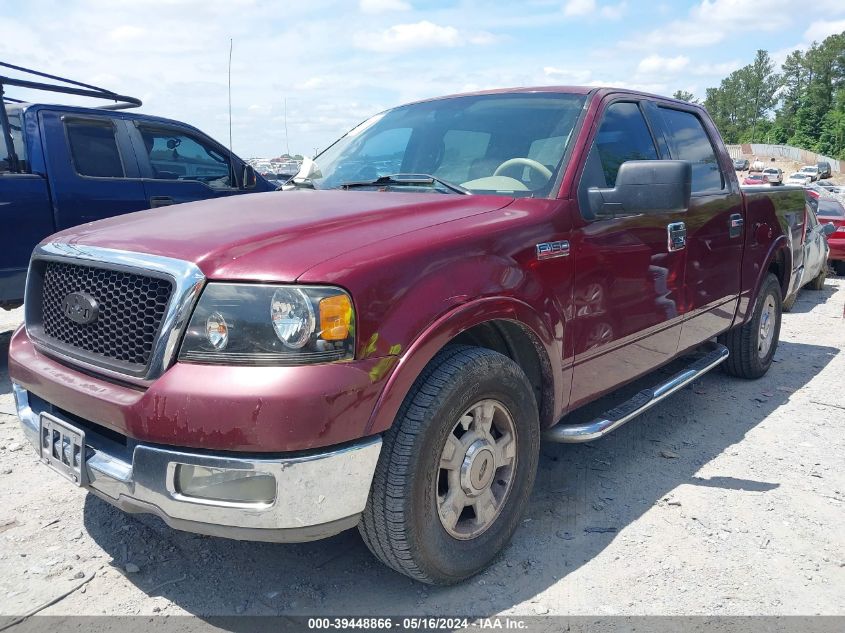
[768,249,788,296]
[450,320,554,427]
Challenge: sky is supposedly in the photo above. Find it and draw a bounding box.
[3,0,845,159]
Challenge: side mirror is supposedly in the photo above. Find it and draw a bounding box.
[242,164,257,189]
[588,160,692,218]
[823,222,836,237]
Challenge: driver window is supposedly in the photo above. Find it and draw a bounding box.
[578,101,659,220]
[138,126,232,188]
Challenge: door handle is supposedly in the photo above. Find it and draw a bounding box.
[729,213,744,238]
[149,196,174,208]
[667,222,686,252]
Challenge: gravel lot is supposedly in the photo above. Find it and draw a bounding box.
[0,277,843,619]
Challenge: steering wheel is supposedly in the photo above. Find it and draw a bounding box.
[493,158,553,180]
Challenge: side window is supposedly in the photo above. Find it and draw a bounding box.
[658,107,723,192]
[65,119,125,178]
[586,102,658,189]
[578,102,658,219]
[435,129,490,183]
[1,110,28,173]
[138,126,232,188]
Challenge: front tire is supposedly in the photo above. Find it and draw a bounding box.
[719,273,782,379]
[359,345,540,585]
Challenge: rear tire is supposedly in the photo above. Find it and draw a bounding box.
[719,273,782,379]
[810,267,826,291]
[359,345,540,585]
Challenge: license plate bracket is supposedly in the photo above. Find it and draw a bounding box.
[39,413,86,486]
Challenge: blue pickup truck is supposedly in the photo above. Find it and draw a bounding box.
[0,63,275,309]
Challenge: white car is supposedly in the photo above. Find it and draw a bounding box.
[785,172,812,186]
[799,165,819,182]
[762,168,783,184]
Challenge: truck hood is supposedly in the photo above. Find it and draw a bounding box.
[49,190,514,281]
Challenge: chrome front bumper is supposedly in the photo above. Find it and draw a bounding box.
[13,384,382,542]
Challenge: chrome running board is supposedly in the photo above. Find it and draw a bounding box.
[543,343,729,443]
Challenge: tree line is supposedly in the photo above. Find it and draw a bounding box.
[673,31,845,159]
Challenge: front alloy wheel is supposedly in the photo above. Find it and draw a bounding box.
[359,345,540,585]
[437,399,517,540]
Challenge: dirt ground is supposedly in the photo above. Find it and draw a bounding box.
[0,277,843,620]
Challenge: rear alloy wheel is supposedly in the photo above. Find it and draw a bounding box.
[359,345,539,585]
[719,273,782,379]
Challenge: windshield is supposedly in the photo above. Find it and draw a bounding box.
[801,167,816,172]
[307,92,587,197]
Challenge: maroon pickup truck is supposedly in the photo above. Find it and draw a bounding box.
[9,87,807,585]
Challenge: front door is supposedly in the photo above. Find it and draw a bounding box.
[129,123,242,208]
[569,99,687,408]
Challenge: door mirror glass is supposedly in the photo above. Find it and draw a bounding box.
[823,222,836,236]
[243,164,257,189]
[588,160,692,218]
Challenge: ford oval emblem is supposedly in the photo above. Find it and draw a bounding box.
[62,292,99,325]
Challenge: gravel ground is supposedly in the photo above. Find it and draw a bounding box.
[0,277,843,619]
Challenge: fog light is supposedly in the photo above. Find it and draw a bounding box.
[175,465,276,504]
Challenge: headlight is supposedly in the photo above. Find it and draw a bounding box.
[178,283,355,365]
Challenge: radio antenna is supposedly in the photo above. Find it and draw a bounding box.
[227,38,233,154]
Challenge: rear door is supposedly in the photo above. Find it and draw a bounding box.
[39,110,148,229]
[569,99,687,408]
[649,104,744,350]
[128,122,242,208]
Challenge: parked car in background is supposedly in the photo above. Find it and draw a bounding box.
[762,167,783,184]
[9,85,810,584]
[0,64,276,309]
[815,196,845,275]
[800,165,820,182]
[783,195,835,309]
[817,180,843,194]
[733,158,749,171]
[816,161,832,179]
[750,158,765,172]
[743,173,769,186]
[786,172,812,186]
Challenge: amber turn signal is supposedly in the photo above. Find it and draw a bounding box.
[319,294,353,340]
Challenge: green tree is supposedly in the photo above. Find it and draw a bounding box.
[672,90,698,103]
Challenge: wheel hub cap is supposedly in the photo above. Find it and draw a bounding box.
[461,440,496,495]
[436,399,517,540]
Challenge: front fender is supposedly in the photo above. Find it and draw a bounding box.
[364,297,566,436]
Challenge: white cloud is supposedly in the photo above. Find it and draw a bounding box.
[804,19,845,43]
[359,0,411,13]
[691,60,741,76]
[622,0,792,49]
[600,1,626,19]
[563,0,595,17]
[355,20,495,52]
[543,66,593,83]
[107,25,146,41]
[636,54,689,74]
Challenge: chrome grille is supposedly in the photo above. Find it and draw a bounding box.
[40,261,173,368]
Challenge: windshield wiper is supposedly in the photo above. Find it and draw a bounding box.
[339,173,471,195]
